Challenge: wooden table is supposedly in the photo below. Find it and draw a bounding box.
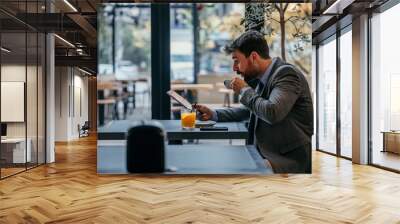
[381,131,400,154]
[171,84,214,91]
[1,138,32,164]
[98,119,248,141]
[97,98,116,105]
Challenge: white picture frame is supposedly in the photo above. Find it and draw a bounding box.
[1,81,25,122]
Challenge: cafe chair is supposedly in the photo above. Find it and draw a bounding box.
[78,121,90,138]
[126,120,165,173]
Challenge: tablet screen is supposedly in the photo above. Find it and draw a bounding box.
[167,90,192,109]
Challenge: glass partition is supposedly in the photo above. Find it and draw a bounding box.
[371,4,400,171]
[317,36,337,154]
[169,3,245,119]
[98,4,152,126]
[27,30,38,169]
[312,45,317,150]
[339,28,352,158]
[170,3,194,84]
[1,30,28,177]
[38,32,45,165]
[196,3,244,107]
[0,1,46,179]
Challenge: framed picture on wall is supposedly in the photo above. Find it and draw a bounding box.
[1,81,25,122]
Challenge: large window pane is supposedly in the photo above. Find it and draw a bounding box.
[1,1,47,179]
[98,5,113,76]
[371,4,400,171]
[97,4,151,126]
[340,29,352,158]
[26,0,40,168]
[197,3,244,106]
[198,3,244,78]
[1,31,28,177]
[312,45,317,150]
[38,33,45,165]
[266,4,312,85]
[169,3,245,120]
[27,31,38,169]
[170,3,194,84]
[318,37,337,154]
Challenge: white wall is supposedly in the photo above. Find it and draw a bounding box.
[1,65,29,138]
[55,67,89,141]
[1,63,46,164]
[55,66,69,141]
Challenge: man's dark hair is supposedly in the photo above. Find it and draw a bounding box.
[224,30,270,59]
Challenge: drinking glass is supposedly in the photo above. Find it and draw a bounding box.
[181,107,196,129]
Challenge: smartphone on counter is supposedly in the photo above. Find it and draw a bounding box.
[200,126,228,131]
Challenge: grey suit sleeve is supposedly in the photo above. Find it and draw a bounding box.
[215,105,250,122]
[239,72,301,125]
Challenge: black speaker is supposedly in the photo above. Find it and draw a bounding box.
[126,120,165,173]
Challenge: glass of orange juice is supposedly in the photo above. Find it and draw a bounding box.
[181,107,196,129]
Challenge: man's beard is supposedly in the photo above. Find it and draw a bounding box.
[244,77,259,89]
[237,70,259,89]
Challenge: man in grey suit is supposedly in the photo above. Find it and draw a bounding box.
[195,30,313,173]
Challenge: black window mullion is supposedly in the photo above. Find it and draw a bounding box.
[44,0,48,165]
[36,0,39,167]
[25,0,28,171]
[315,44,319,151]
[151,4,171,119]
[336,29,341,157]
[367,11,373,165]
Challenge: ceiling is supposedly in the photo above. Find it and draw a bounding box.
[0,0,99,73]
[1,0,395,73]
[312,0,390,44]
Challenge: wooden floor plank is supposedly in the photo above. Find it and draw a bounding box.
[0,135,400,223]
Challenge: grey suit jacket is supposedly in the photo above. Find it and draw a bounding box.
[216,58,314,157]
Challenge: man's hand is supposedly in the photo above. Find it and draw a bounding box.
[193,104,213,121]
[231,77,248,94]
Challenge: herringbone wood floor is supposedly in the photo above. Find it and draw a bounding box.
[1,135,400,224]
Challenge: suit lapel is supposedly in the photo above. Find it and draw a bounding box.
[250,58,284,145]
[253,61,285,130]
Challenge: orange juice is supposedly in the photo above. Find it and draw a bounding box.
[181,111,196,129]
